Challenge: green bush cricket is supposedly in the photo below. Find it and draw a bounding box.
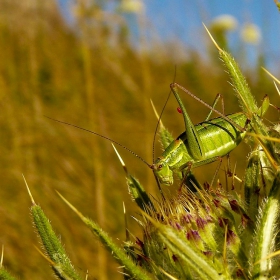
[47,82,269,186]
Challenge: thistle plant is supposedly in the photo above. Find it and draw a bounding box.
[115,32,280,278]
[1,29,280,280]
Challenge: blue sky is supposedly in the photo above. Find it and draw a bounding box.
[142,0,280,70]
[58,0,280,70]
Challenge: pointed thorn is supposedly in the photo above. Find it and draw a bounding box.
[123,201,130,241]
[22,174,36,205]
[262,67,280,85]
[202,22,222,52]
[0,245,4,267]
[246,132,280,144]
[158,267,178,280]
[273,81,280,96]
[111,143,129,175]
[254,250,280,265]
[111,143,125,167]
[150,99,164,127]
[131,215,144,227]
[123,201,126,215]
[56,190,84,220]
[34,245,55,265]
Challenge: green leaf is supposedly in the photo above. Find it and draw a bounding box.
[31,205,82,280]
[250,170,280,278]
[0,267,17,280]
[127,174,155,211]
[57,192,153,280]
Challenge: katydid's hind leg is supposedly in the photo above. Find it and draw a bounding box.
[206,155,235,190]
[205,93,225,121]
[225,154,233,191]
[170,83,205,160]
[171,83,245,132]
[222,154,242,191]
[224,154,242,191]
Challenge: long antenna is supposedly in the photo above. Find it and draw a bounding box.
[152,66,177,163]
[45,116,153,168]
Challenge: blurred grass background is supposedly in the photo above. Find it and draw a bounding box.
[0,0,279,279]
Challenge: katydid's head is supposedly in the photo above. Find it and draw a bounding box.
[152,157,173,186]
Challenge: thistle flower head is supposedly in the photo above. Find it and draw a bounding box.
[240,23,262,45]
[133,184,252,279]
[211,15,238,31]
[118,0,145,14]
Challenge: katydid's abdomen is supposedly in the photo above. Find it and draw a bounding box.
[152,112,248,185]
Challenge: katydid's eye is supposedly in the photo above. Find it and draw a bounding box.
[158,164,163,169]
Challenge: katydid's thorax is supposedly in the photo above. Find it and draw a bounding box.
[162,112,247,170]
